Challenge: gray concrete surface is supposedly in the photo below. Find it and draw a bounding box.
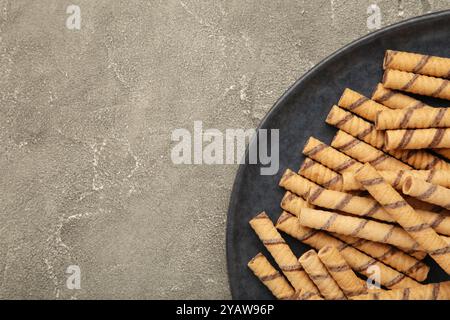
[0,0,448,299]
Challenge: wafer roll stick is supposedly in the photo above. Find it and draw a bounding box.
[403,176,450,210]
[281,191,427,260]
[355,163,450,275]
[249,212,319,295]
[338,89,388,122]
[299,250,347,300]
[299,158,343,191]
[248,253,296,300]
[333,234,429,282]
[383,69,450,100]
[306,185,395,223]
[351,281,450,300]
[302,137,363,173]
[406,195,450,214]
[327,106,450,170]
[298,208,420,251]
[372,83,427,109]
[342,170,450,191]
[280,191,313,216]
[383,50,450,79]
[318,246,368,297]
[331,130,411,170]
[326,105,385,149]
[385,128,450,150]
[279,169,317,198]
[276,212,420,289]
[376,107,450,129]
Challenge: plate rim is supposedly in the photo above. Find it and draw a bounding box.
[226,9,450,300]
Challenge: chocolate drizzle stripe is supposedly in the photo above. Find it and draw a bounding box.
[382,225,396,242]
[357,127,375,140]
[430,214,447,228]
[392,170,405,188]
[397,130,414,149]
[384,51,397,68]
[428,128,446,148]
[263,239,286,245]
[337,138,360,151]
[334,194,353,211]
[310,274,330,281]
[429,246,450,255]
[322,175,342,189]
[354,259,377,272]
[346,96,369,111]
[431,80,449,97]
[413,55,431,73]
[369,154,388,167]
[321,213,338,230]
[327,264,351,273]
[281,264,303,272]
[375,246,396,261]
[430,109,447,127]
[399,108,415,128]
[260,272,282,282]
[383,273,406,288]
[298,229,319,242]
[304,143,327,157]
[432,283,440,300]
[334,159,357,172]
[308,187,324,203]
[425,157,439,170]
[335,113,354,128]
[359,177,384,186]
[402,288,411,300]
[426,170,436,183]
[349,220,369,237]
[401,74,419,91]
[417,184,437,200]
[405,260,426,275]
[377,90,396,102]
[411,101,426,109]
[383,200,408,209]
[404,223,430,232]
[365,203,381,218]
[300,159,315,171]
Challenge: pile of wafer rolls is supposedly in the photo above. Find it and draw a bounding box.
[247,50,450,300]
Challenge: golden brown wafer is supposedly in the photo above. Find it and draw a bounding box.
[376,107,450,129]
[382,69,450,100]
[433,148,450,160]
[302,137,363,173]
[317,245,368,298]
[331,130,411,170]
[299,249,346,300]
[248,253,296,300]
[351,281,450,300]
[299,158,343,191]
[385,128,450,150]
[342,170,450,191]
[383,50,450,79]
[249,212,319,295]
[355,163,450,275]
[281,191,428,261]
[332,234,429,282]
[306,185,395,223]
[276,212,420,289]
[406,195,450,214]
[403,176,450,210]
[338,88,387,122]
[372,83,427,109]
[279,169,317,198]
[326,106,450,170]
[298,207,420,251]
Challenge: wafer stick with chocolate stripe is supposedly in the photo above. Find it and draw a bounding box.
[326,106,450,170]
[338,89,388,122]
[383,69,450,100]
[299,250,347,300]
[402,176,450,211]
[372,83,427,109]
[279,169,317,198]
[342,170,450,191]
[385,128,450,150]
[318,246,368,297]
[333,234,429,282]
[302,137,363,173]
[276,212,420,289]
[248,253,297,300]
[299,158,343,191]
[406,195,449,214]
[355,163,450,275]
[351,281,450,300]
[376,107,450,129]
[249,212,320,295]
[298,207,420,251]
[306,185,395,223]
[331,130,411,170]
[326,105,385,149]
[383,50,450,79]
[280,191,427,261]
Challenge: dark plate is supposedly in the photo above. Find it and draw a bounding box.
[226,10,450,300]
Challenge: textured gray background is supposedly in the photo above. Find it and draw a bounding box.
[0,0,449,299]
